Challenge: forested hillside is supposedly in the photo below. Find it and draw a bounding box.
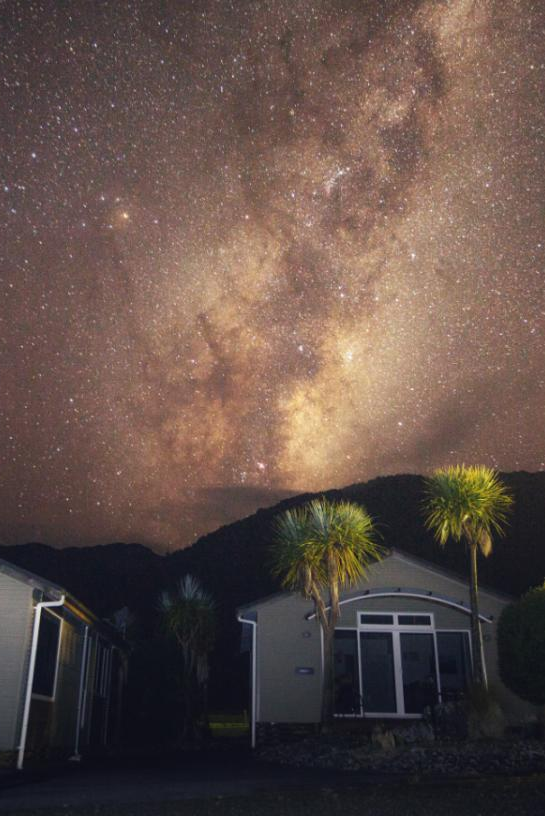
[2,471,544,719]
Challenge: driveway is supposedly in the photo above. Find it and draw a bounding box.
[0,749,358,811]
[2,749,545,816]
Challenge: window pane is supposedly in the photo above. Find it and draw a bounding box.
[400,633,438,713]
[360,614,393,625]
[33,612,60,697]
[334,631,360,714]
[360,632,397,713]
[398,615,431,626]
[437,632,471,699]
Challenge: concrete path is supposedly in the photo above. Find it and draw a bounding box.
[0,750,363,811]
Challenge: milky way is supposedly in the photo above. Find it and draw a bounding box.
[1,0,544,550]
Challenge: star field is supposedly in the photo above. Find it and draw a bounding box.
[1,0,544,550]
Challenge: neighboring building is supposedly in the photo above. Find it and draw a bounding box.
[238,549,531,746]
[0,558,128,769]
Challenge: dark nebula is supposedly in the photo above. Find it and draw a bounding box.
[1,0,544,550]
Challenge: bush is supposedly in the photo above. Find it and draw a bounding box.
[498,583,545,706]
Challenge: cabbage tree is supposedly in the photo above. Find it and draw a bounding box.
[423,466,513,687]
[159,575,215,741]
[271,498,382,725]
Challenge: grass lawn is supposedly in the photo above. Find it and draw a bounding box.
[7,776,545,816]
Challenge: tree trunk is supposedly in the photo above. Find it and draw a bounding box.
[181,667,194,742]
[310,585,337,731]
[180,646,198,744]
[321,621,336,728]
[469,541,487,688]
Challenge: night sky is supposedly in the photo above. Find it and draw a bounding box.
[1,0,544,551]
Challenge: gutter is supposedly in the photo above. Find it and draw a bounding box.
[17,594,66,771]
[237,613,257,749]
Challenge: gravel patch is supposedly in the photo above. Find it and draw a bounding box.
[258,736,545,777]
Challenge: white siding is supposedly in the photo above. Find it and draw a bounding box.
[257,593,322,723]
[0,572,34,750]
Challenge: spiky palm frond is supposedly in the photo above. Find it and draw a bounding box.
[271,498,383,596]
[160,574,215,657]
[306,498,383,588]
[271,498,383,726]
[270,505,325,594]
[423,465,512,555]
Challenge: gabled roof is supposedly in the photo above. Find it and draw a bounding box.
[0,557,127,648]
[237,547,514,614]
[0,557,67,599]
[388,549,514,602]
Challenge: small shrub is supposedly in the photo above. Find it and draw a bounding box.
[466,683,505,739]
[428,700,468,741]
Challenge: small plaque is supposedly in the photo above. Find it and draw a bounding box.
[295,667,314,675]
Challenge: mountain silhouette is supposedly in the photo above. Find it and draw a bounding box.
[2,472,544,716]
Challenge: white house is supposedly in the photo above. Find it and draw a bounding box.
[0,557,128,769]
[238,549,531,746]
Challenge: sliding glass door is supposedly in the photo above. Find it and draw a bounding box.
[359,631,397,713]
[437,631,471,699]
[334,617,471,718]
[400,633,437,714]
[334,630,360,714]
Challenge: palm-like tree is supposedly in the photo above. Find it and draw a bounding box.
[423,465,513,687]
[271,498,383,725]
[159,575,215,741]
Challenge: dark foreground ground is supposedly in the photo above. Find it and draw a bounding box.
[1,748,545,816]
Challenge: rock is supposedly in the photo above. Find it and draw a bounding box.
[371,725,396,751]
[392,721,434,746]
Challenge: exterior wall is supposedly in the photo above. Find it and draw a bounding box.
[365,554,534,722]
[50,619,85,750]
[85,635,107,749]
[0,573,34,751]
[250,553,534,725]
[78,635,124,752]
[80,635,97,749]
[257,593,322,723]
[336,595,471,630]
[0,563,126,765]
[357,554,501,615]
[26,615,85,758]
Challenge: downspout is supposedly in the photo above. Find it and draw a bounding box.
[17,594,66,771]
[237,614,257,749]
[70,624,89,761]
